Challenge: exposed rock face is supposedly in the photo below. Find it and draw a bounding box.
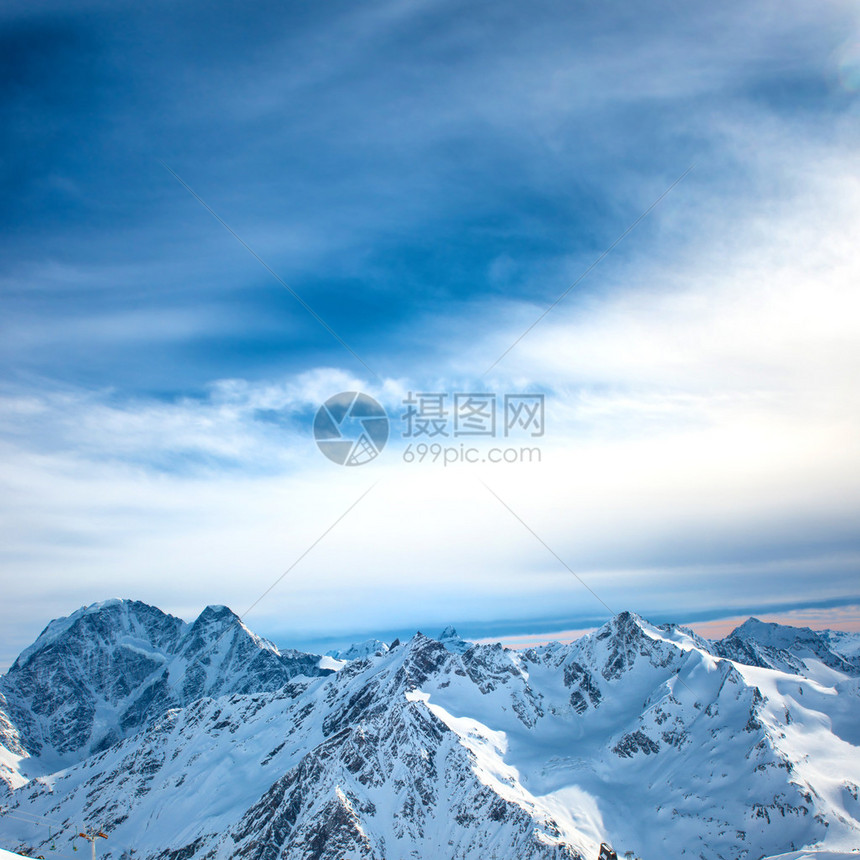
[714,617,860,678]
[0,599,329,768]
[0,605,859,860]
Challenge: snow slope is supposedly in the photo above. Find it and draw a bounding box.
[0,848,32,859]
[0,605,858,860]
[763,853,860,859]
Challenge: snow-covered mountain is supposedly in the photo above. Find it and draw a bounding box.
[326,638,391,661]
[714,617,860,684]
[437,625,472,654]
[821,629,860,665]
[0,599,328,783]
[326,627,471,662]
[1,603,859,860]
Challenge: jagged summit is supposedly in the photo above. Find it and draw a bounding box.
[324,628,472,664]
[592,610,654,646]
[600,609,647,631]
[195,603,240,621]
[325,638,390,662]
[0,600,328,770]
[436,625,471,654]
[1,602,859,860]
[717,616,860,679]
[12,598,183,672]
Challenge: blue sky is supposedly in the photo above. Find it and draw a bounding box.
[1,0,859,663]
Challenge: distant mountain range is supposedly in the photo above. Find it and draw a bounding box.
[1,600,859,860]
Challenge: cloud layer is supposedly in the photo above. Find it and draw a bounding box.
[1,0,859,662]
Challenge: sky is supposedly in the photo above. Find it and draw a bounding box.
[1,0,860,665]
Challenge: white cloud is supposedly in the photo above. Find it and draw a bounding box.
[2,113,860,664]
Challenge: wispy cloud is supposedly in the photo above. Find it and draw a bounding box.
[1,0,859,661]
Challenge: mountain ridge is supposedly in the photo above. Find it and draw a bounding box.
[0,602,859,860]
[0,598,329,779]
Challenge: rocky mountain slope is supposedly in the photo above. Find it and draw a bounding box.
[0,600,328,781]
[0,603,859,860]
[714,617,860,682]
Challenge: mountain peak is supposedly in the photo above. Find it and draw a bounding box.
[0,600,327,767]
[726,617,818,646]
[197,604,240,622]
[325,639,390,661]
[435,626,470,654]
[3,601,860,859]
[12,599,181,671]
[184,605,245,641]
[596,610,648,640]
[730,617,770,635]
[717,616,860,680]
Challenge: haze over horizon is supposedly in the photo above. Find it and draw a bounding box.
[3,596,860,674]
